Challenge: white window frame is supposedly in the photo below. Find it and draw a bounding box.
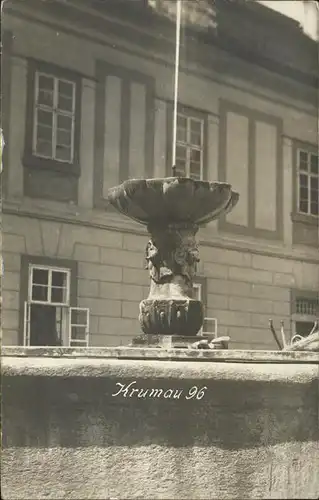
[192,282,202,301]
[23,302,90,347]
[297,148,319,217]
[176,113,204,180]
[68,307,90,347]
[28,264,71,306]
[33,71,76,163]
[23,301,31,347]
[202,317,218,338]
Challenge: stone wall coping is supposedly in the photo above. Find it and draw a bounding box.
[1,346,318,364]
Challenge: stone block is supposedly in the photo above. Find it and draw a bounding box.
[2,290,19,311]
[292,262,319,290]
[100,248,143,269]
[229,266,272,284]
[2,252,21,272]
[77,297,121,317]
[100,282,144,302]
[273,273,295,287]
[201,246,251,267]
[123,233,148,251]
[78,279,99,298]
[207,293,228,310]
[24,220,44,256]
[57,225,123,258]
[214,324,228,336]
[252,254,294,274]
[99,282,122,300]
[230,340,277,350]
[88,316,99,336]
[2,330,19,346]
[85,227,123,249]
[2,310,19,330]
[203,262,228,279]
[251,284,290,302]
[121,301,140,319]
[98,316,141,336]
[229,297,273,314]
[207,278,251,297]
[3,271,20,291]
[122,268,149,286]
[90,334,133,347]
[74,244,100,263]
[40,221,63,257]
[209,309,250,327]
[250,313,274,330]
[3,233,26,253]
[272,301,291,317]
[228,326,271,344]
[78,262,122,282]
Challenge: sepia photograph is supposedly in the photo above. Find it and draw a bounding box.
[1,0,318,498]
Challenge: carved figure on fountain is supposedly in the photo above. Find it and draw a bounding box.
[145,224,200,286]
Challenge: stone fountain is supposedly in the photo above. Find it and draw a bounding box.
[107,176,239,348]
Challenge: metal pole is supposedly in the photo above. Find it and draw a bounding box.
[172,0,182,174]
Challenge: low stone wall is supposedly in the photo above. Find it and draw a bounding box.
[2,347,319,499]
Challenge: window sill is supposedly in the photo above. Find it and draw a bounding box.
[291,313,318,322]
[291,212,319,227]
[23,154,80,177]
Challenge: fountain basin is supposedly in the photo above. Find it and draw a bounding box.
[107,177,239,226]
[2,347,318,500]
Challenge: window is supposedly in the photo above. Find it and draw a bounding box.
[33,72,76,163]
[202,317,218,337]
[192,282,202,301]
[69,308,90,347]
[23,61,81,178]
[291,290,319,339]
[296,296,318,316]
[29,265,70,305]
[23,263,89,347]
[175,113,204,180]
[192,279,216,336]
[297,149,319,217]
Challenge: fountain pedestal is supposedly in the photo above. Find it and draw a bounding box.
[140,222,203,336]
[107,177,238,347]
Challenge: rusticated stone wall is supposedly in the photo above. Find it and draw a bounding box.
[2,216,319,349]
[2,347,319,499]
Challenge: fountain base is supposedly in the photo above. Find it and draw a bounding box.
[130,333,230,349]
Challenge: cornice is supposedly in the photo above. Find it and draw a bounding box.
[4,0,318,90]
[3,200,319,265]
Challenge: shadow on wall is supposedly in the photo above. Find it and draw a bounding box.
[2,375,318,450]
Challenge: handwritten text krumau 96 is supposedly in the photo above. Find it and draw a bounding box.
[112,381,207,400]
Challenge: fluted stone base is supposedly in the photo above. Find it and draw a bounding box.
[139,298,204,336]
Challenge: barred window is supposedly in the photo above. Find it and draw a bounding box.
[296,297,319,316]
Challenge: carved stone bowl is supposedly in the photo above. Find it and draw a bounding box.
[107,177,239,226]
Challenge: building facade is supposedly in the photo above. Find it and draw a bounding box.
[2,0,318,349]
